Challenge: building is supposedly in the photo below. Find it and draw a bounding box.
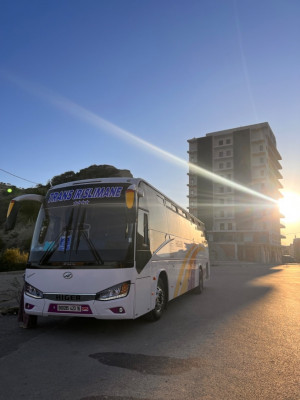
[293,238,300,262]
[187,122,284,263]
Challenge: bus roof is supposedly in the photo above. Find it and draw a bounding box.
[50,177,205,226]
[50,177,142,189]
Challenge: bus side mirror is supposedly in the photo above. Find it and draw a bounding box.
[5,200,20,231]
[4,194,45,231]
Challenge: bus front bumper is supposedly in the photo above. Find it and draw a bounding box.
[23,291,136,320]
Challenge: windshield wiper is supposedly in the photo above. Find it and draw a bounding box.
[38,231,63,266]
[38,207,104,266]
[75,208,104,265]
[39,208,74,266]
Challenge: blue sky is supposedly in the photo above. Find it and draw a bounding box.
[1,0,300,244]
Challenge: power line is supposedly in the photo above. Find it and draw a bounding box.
[0,168,40,185]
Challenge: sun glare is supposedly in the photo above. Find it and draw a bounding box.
[278,191,300,223]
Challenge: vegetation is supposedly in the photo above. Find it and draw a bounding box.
[0,164,132,271]
[0,248,28,272]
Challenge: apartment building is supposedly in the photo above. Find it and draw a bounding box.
[187,122,284,263]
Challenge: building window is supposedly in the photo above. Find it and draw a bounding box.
[226,138,231,144]
[226,161,231,168]
[219,163,224,169]
[218,139,224,146]
[220,223,225,230]
[260,157,264,164]
[219,186,224,193]
[227,174,232,180]
[219,151,224,157]
[226,150,231,156]
[226,187,232,192]
[259,144,264,151]
[220,210,225,217]
[228,223,233,230]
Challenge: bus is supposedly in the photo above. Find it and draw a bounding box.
[6,177,210,328]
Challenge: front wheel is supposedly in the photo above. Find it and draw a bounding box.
[145,277,167,321]
[18,287,38,329]
[20,313,38,329]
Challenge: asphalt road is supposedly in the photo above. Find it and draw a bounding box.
[0,264,299,400]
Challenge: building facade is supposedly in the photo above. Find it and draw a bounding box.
[293,238,300,262]
[187,122,284,263]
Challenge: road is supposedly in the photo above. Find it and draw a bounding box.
[0,264,299,400]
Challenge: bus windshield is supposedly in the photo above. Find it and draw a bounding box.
[29,201,135,269]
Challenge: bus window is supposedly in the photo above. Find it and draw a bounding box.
[144,185,168,233]
[166,206,181,236]
[137,209,149,246]
[143,213,149,246]
[136,209,151,273]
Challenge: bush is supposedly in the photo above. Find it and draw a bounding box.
[0,248,28,272]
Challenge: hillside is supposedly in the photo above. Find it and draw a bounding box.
[0,164,132,252]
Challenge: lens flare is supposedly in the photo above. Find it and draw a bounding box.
[1,71,277,206]
[278,191,300,223]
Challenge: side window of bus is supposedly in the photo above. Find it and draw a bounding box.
[137,209,149,247]
[136,208,151,273]
[166,201,181,236]
[138,182,148,210]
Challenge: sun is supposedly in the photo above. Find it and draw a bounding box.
[278,191,300,223]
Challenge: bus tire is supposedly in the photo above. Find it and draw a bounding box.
[22,314,38,329]
[194,267,204,294]
[19,307,38,329]
[145,277,167,321]
[18,287,38,329]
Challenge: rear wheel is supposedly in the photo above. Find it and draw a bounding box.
[194,267,204,294]
[145,277,167,321]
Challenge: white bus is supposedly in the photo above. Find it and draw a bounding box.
[6,177,210,328]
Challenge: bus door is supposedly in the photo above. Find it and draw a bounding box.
[134,208,152,317]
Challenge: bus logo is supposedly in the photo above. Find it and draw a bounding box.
[63,272,73,279]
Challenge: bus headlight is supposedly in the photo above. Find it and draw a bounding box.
[25,282,44,299]
[95,281,130,301]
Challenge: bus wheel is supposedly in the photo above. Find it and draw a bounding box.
[194,267,204,294]
[22,314,38,329]
[18,288,38,329]
[146,278,166,321]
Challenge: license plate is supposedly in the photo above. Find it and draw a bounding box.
[48,303,92,314]
[57,304,81,312]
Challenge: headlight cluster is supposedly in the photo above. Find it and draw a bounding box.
[95,281,130,301]
[25,282,44,299]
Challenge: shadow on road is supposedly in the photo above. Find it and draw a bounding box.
[0,264,284,361]
[33,265,282,337]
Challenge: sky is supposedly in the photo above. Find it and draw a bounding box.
[0,0,300,245]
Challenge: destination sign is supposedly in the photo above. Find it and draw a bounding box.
[47,186,123,204]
